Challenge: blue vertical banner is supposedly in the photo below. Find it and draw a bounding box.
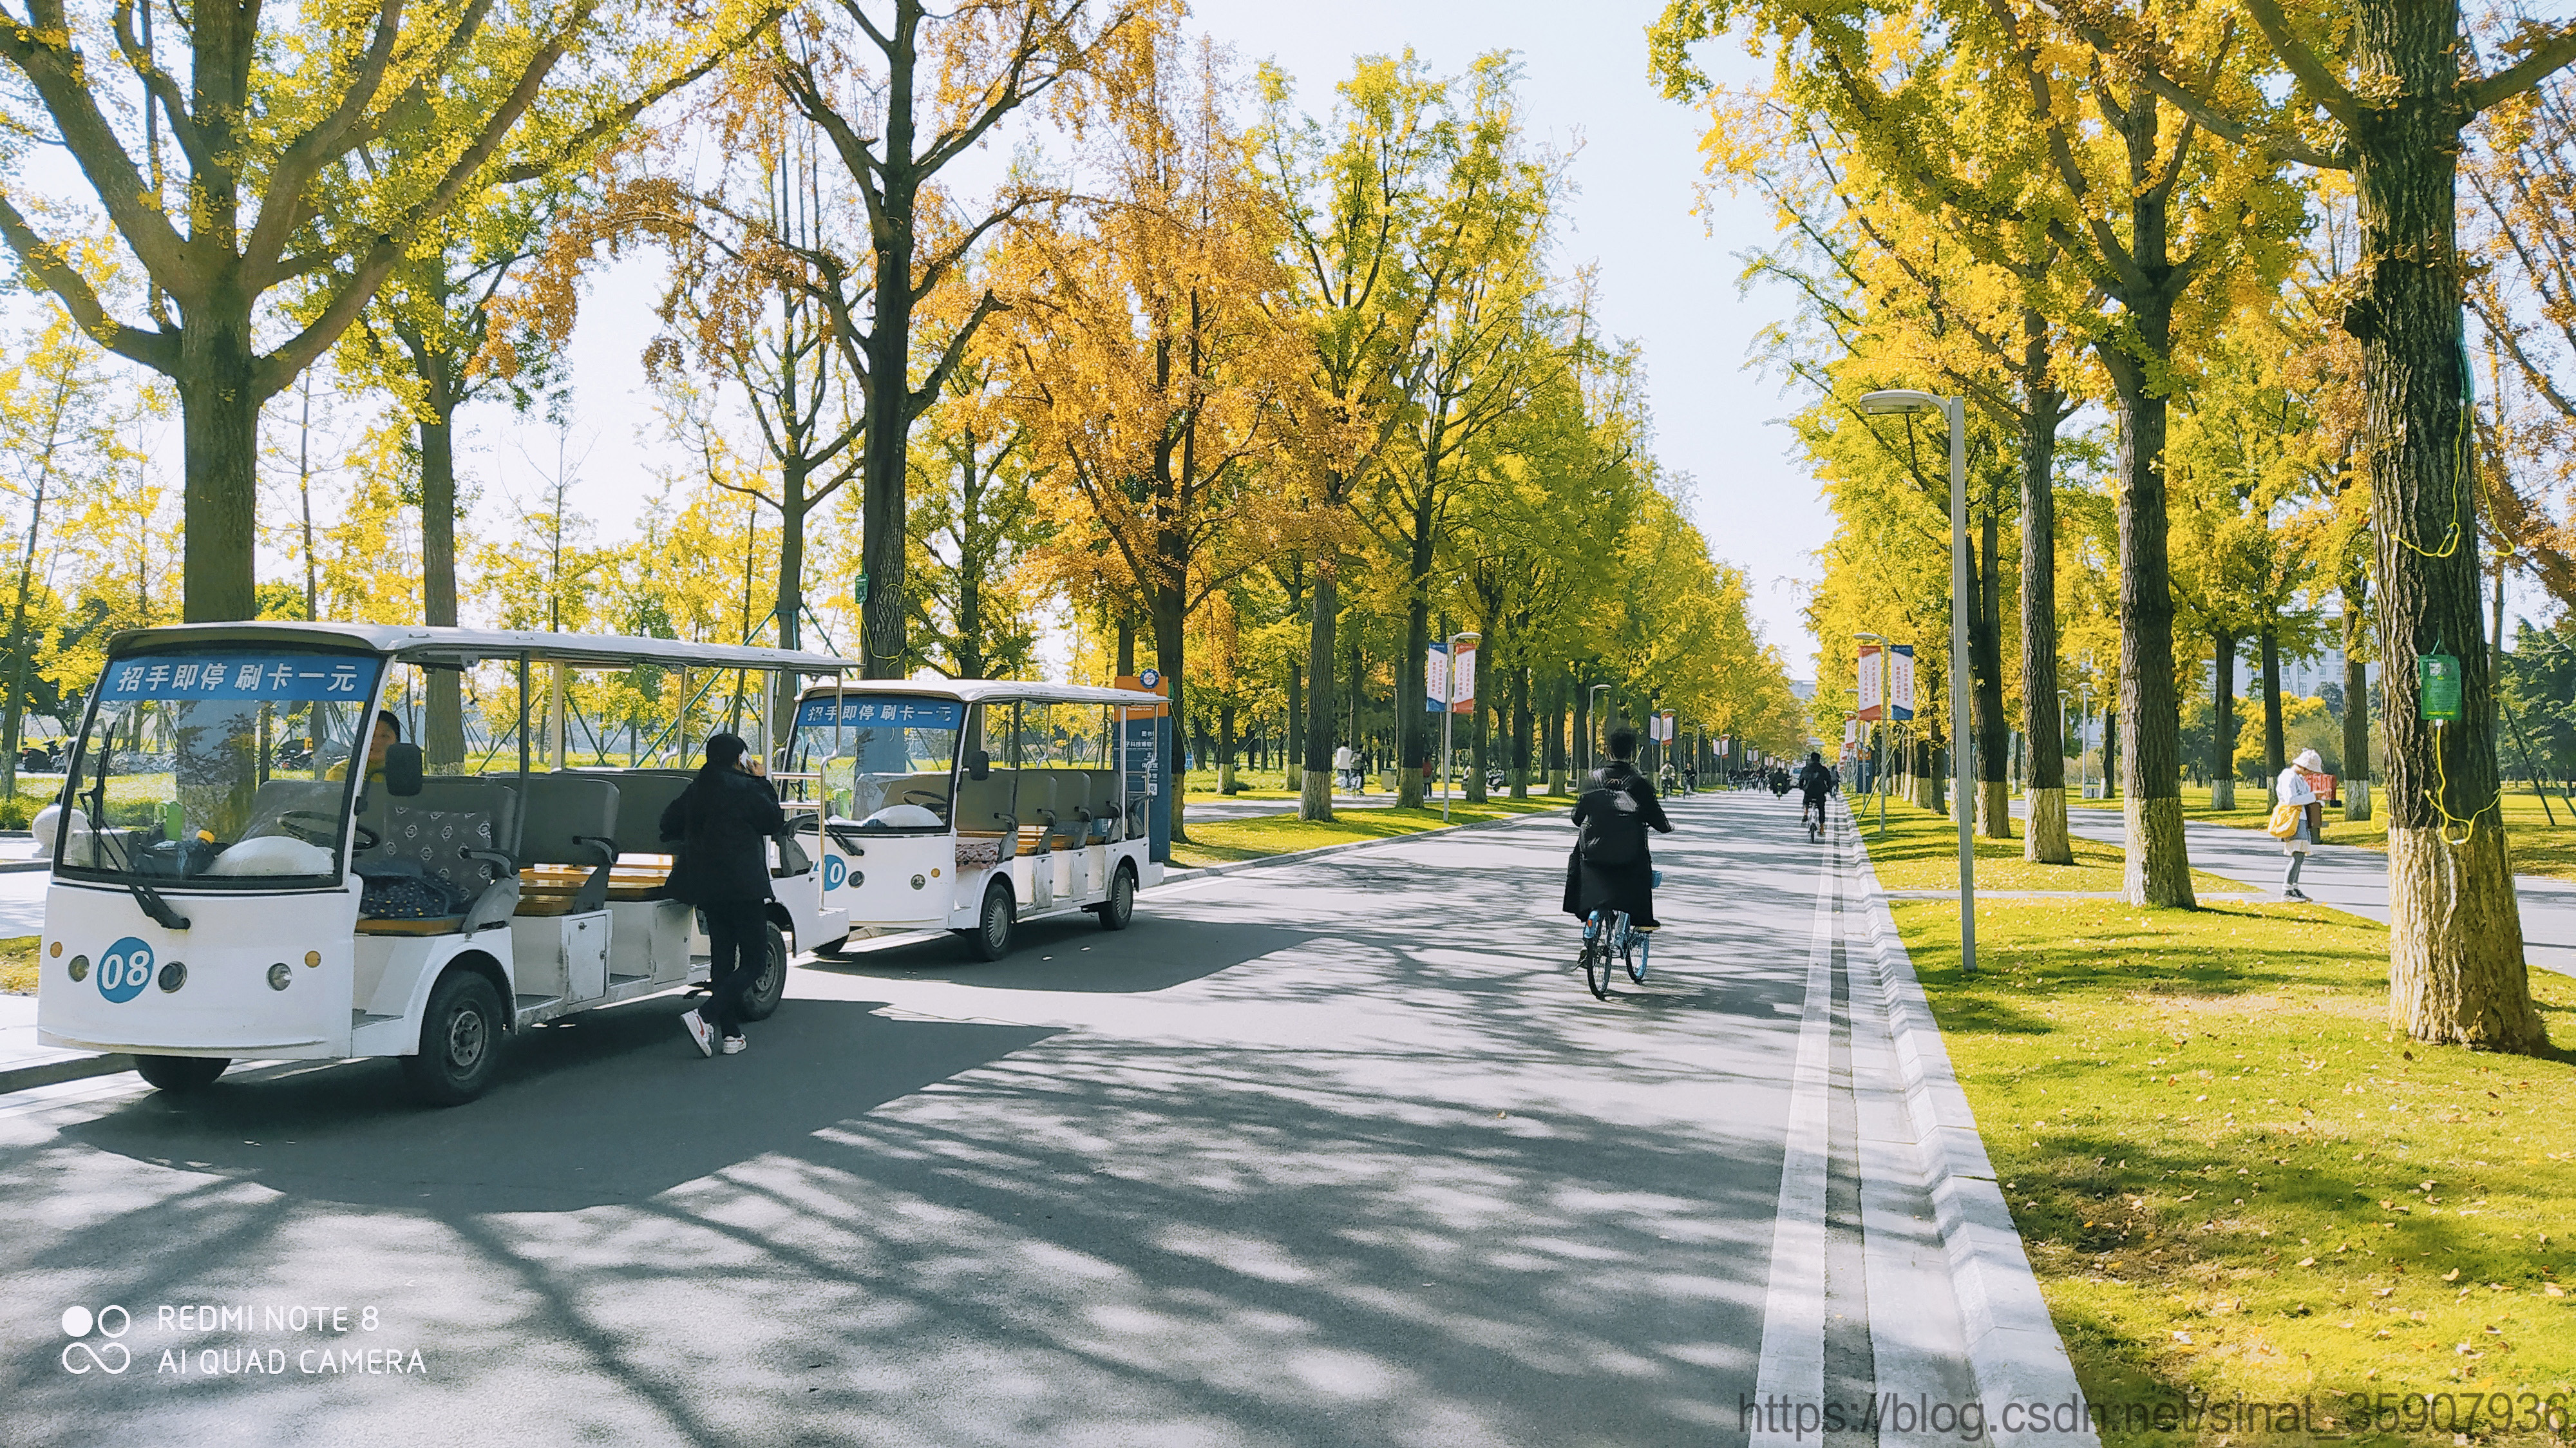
[1889,643,1917,722]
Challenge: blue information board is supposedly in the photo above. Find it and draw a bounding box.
[1122,712,1171,863]
[102,655,377,703]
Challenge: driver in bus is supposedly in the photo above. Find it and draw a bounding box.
[329,710,402,786]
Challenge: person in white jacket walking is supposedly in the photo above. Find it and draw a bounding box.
[2277,748,2325,900]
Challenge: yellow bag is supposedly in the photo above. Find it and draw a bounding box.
[2265,801,2303,839]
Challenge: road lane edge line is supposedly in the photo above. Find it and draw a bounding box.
[1747,824,1839,1447]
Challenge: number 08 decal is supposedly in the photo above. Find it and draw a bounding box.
[97,937,155,1004]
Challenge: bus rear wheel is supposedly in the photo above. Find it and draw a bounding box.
[740,924,788,1022]
[1094,863,1135,930]
[134,1055,228,1093]
[402,970,505,1107]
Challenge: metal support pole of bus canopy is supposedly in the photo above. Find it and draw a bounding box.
[549,663,569,771]
[516,654,533,781]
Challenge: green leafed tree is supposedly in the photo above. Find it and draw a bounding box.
[0,0,773,618]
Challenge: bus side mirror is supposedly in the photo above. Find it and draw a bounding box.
[965,750,990,781]
[385,742,424,797]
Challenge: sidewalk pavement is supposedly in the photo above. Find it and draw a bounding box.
[2045,802,2576,979]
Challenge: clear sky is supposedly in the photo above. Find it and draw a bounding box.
[512,0,1828,675]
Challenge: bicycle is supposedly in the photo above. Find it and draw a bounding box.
[1803,795,1826,843]
[1577,870,1660,998]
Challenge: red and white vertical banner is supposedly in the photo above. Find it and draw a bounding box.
[1857,644,1884,721]
[1425,641,1477,713]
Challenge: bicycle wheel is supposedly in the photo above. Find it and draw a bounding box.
[1581,919,1612,1000]
[1625,929,1649,985]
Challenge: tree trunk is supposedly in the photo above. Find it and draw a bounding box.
[2261,624,2287,801]
[1152,581,1189,843]
[2345,569,2373,821]
[418,400,468,768]
[2102,326,2193,906]
[1467,691,1489,803]
[1510,663,1531,799]
[1974,493,2011,839]
[858,175,919,678]
[1285,655,1303,794]
[1398,563,1432,810]
[0,452,50,805]
[2020,323,2071,862]
[1218,701,1236,794]
[1299,562,1336,821]
[2354,0,2542,1050]
[178,321,262,622]
[2211,631,2239,810]
[1546,671,1567,792]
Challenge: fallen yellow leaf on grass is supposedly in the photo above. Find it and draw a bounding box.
[2443,1268,2461,1282]
[2297,1256,2317,1266]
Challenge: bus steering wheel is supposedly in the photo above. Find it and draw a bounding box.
[280,810,375,852]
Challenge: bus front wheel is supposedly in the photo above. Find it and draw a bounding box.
[134,1055,228,1093]
[402,970,505,1107]
[960,881,1015,962]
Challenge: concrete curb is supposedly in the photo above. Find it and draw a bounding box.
[0,1051,135,1096]
[1150,801,1573,886]
[1845,824,2101,1448]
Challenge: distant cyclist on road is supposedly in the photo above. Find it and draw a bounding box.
[1795,752,1837,834]
[1564,727,1675,933]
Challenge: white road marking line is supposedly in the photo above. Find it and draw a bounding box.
[1750,822,1839,1447]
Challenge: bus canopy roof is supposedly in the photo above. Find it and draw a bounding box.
[799,678,1167,707]
[108,622,855,674]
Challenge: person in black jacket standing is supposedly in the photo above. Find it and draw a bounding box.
[1564,726,1675,930]
[663,732,786,1057]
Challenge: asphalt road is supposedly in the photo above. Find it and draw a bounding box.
[3,789,1954,1447]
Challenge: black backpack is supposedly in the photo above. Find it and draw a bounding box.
[1578,787,1647,866]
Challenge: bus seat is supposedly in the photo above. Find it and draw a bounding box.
[955,768,1017,853]
[603,770,695,859]
[375,778,520,932]
[1041,770,1094,848]
[1012,772,1061,852]
[517,775,620,913]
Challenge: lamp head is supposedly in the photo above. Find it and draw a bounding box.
[1859,388,1942,415]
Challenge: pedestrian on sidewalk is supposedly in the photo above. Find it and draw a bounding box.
[1333,742,1355,794]
[2277,748,2325,901]
[661,731,785,1057]
[1565,726,1674,931]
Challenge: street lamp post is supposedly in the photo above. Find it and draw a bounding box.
[2076,681,2092,800]
[1860,388,1975,976]
[1440,631,1481,822]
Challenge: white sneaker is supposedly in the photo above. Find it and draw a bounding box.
[681,1009,714,1058]
[721,1035,746,1055]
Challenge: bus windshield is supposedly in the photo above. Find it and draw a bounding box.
[792,696,961,830]
[55,649,384,887]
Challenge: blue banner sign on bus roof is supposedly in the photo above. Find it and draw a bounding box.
[797,698,965,730]
[102,655,375,703]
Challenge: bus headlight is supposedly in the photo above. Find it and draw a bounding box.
[67,955,88,983]
[158,961,186,993]
[267,963,292,991]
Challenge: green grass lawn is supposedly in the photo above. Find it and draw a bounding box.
[1890,894,2576,1443]
[2073,789,2576,884]
[1860,795,2248,893]
[1,935,35,994]
[1168,797,1565,868]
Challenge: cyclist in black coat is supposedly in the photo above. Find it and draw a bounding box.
[1563,727,1675,929]
[661,732,786,1057]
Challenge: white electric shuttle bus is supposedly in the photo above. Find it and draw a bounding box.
[784,679,1170,961]
[35,623,853,1104]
